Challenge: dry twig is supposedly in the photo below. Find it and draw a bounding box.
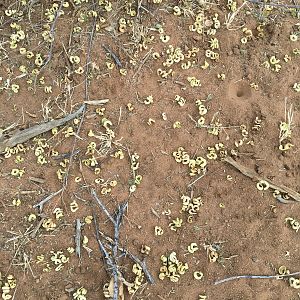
[224,156,300,202]
[215,271,300,285]
[102,44,122,68]
[75,219,82,261]
[32,188,63,213]
[0,105,85,153]
[98,231,155,284]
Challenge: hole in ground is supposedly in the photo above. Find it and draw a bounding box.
[235,83,252,99]
[236,90,244,97]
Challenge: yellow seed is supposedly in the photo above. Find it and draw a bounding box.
[194,271,204,280]
[256,180,269,191]
[85,215,93,224]
[75,66,84,74]
[70,55,80,64]
[187,242,199,253]
[173,121,181,129]
[70,200,79,212]
[154,226,164,236]
[160,35,170,43]
[82,235,89,245]
[109,180,117,187]
[147,118,155,125]
[12,198,21,206]
[28,213,37,222]
[120,68,127,76]
[94,167,101,175]
[67,247,75,254]
[74,177,82,183]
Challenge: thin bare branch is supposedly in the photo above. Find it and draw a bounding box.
[75,219,82,261]
[91,189,116,224]
[215,271,300,285]
[32,188,63,213]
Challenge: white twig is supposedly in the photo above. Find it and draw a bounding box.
[33,188,63,212]
[75,219,82,260]
[214,271,300,285]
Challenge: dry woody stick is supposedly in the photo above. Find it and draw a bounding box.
[0,104,85,153]
[102,44,122,68]
[91,189,154,300]
[97,231,155,284]
[224,156,300,202]
[33,188,63,213]
[75,219,82,260]
[215,271,300,285]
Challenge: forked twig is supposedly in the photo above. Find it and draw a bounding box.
[32,188,63,213]
[98,231,154,284]
[92,189,129,299]
[93,192,118,298]
[92,188,154,300]
[93,209,119,300]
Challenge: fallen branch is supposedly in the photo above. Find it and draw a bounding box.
[32,188,63,213]
[214,271,300,285]
[224,156,300,202]
[93,210,119,300]
[99,232,155,284]
[0,105,85,153]
[93,189,155,285]
[92,189,128,300]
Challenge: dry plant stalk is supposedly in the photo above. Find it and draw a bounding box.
[75,219,82,260]
[225,2,247,30]
[279,99,294,144]
[224,156,300,202]
[215,270,300,285]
